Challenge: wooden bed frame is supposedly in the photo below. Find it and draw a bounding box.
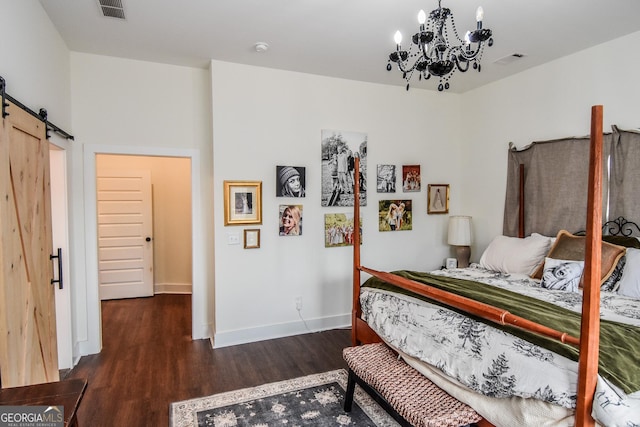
[351,105,604,426]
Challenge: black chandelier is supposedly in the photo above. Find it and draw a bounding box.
[387,0,494,91]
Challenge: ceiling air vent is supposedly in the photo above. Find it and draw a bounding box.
[98,0,125,20]
[494,53,526,66]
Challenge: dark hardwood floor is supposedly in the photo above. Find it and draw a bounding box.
[66,294,352,427]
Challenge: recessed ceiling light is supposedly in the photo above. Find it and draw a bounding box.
[255,42,269,53]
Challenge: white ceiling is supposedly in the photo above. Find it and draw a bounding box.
[39,0,640,93]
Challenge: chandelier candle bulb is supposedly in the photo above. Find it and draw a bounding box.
[476,6,484,25]
[394,31,402,45]
[418,9,427,25]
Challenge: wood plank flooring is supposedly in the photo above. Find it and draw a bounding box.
[65,294,351,426]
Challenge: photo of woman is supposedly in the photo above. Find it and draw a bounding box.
[276,166,306,197]
[379,200,412,231]
[427,184,449,214]
[279,205,303,236]
[234,192,253,214]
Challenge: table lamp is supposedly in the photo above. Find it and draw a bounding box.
[448,216,472,268]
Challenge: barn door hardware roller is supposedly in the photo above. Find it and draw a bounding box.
[0,74,74,140]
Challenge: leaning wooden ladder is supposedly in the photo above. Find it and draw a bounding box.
[350,105,604,426]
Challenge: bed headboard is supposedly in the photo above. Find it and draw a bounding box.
[574,216,640,238]
[602,216,640,237]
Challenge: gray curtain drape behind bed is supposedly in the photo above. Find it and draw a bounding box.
[609,126,640,228]
[503,134,611,237]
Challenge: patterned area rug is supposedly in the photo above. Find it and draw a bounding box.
[170,369,399,426]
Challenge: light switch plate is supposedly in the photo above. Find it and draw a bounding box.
[227,232,240,245]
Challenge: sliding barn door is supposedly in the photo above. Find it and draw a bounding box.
[0,101,59,387]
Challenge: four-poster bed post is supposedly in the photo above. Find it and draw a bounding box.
[518,163,525,238]
[575,104,603,427]
[350,106,604,425]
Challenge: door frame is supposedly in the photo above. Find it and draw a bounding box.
[49,141,73,370]
[82,144,207,355]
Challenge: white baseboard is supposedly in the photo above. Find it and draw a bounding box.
[212,313,351,348]
[154,282,192,294]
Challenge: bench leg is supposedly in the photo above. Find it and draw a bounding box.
[343,369,356,412]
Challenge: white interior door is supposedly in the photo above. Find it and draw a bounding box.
[97,169,154,300]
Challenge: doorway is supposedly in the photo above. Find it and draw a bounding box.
[96,155,192,300]
[82,145,206,355]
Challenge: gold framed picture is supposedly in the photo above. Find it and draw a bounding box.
[427,184,449,214]
[244,229,260,249]
[224,181,262,225]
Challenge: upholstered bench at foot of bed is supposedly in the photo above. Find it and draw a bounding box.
[343,343,483,427]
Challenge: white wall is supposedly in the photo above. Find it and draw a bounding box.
[0,1,82,366]
[460,31,640,258]
[70,53,214,352]
[0,1,71,128]
[210,61,464,346]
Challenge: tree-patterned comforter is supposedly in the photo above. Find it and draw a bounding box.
[359,265,640,427]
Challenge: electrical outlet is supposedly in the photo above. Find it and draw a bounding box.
[295,297,302,310]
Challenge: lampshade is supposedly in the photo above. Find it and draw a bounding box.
[448,216,472,246]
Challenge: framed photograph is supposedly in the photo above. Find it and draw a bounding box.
[376,164,396,193]
[379,200,412,231]
[276,166,306,197]
[427,184,449,214]
[244,229,260,249]
[279,204,303,236]
[402,165,421,192]
[321,129,368,207]
[224,180,262,225]
[324,213,362,247]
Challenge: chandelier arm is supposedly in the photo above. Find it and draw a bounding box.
[418,40,433,62]
[395,57,420,75]
[455,45,481,62]
[456,58,470,73]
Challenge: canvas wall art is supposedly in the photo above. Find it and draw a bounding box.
[276,166,306,197]
[402,165,421,192]
[279,204,303,236]
[379,200,412,231]
[376,164,396,193]
[321,130,367,207]
[324,213,362,247]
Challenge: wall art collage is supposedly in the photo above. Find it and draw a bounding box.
[223,129,449,248]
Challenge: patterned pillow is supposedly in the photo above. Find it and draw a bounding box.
[531,230,626,286]
[540,258,584,292]
[601,255,626,292]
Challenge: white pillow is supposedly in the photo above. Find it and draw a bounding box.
[540,258,584,292]
[617,247,640,299]
[479,233,553,275]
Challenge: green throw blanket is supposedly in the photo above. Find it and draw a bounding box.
[363,270,640,395]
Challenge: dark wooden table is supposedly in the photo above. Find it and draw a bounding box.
[0,378,87,427]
